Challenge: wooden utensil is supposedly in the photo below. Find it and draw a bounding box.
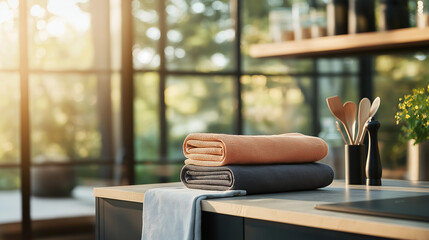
[369,97,380,119]
[356,98,370,145]
[357,97,381,145]
[336,121,348,145]
[343,101,357,144]
[326,96,353,145]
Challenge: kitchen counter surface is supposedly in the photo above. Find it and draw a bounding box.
[94,180,429,239]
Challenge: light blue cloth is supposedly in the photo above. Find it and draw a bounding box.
[141,187,246,240]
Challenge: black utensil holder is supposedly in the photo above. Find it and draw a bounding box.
[345,145,366,185]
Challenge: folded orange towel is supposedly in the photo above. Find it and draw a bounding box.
[183,133,328,166]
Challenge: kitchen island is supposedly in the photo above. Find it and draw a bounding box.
[94,180,429,240]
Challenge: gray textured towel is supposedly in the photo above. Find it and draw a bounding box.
[180,163,334,195]
[141,188,245,240]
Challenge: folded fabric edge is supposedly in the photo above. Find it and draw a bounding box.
[181,165,236,190]
[183,136,227,161]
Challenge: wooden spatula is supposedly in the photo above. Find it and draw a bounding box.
[356,98,371,145]
[343,101,357,144]
[369,97,380,119]
[326,96,353,145]
[357,97,381,145]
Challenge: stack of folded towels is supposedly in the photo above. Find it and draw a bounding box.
[142,132,335,240]
[180,132,334,194]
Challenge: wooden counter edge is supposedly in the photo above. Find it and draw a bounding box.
[93,182,183,203]
[93,181,429,239]
[201,199,429,240]
[93,180,429,203]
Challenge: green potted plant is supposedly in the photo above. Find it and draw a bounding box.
[395,84,429,181]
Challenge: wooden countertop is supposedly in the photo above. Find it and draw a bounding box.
[94,180,429,239]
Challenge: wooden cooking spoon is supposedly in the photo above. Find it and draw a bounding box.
[357,97,381,145]
[326,96,353,144]
[356,98,371,145]
[369,97,381,119]
[343,101,357,144]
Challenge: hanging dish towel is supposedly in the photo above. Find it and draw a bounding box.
[141,187,246,240]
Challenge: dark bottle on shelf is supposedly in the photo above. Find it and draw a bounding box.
[348,0,376,34]
[327,0,349,35]
[378,0,410,31]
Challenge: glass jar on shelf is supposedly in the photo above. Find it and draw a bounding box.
[269,8,294,42]
[417,0,429,28]
[292,2,311,40]
[310,8,327,38]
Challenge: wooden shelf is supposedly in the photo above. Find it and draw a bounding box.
[249,27,429,58]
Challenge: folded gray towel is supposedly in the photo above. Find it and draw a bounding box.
[180,163,334,195]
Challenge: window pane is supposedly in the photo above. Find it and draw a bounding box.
[0,73,20,164]
[165,0,235,72]
[132,0,160,70]
[30,74,101,161]
[166,75,235,160]
[0,168,21,225]
[75,165,116,187]
[166,163,183,182]
[0,0,19,69]
[241,0,313,74]
[318,76,359,120]
[135,73,160,161]
[30,165,103,220]
[242,75,312,135]
[135,164,162,184]
[135,163,183,184]
[317,58,359,73]
[374,52,429,178]
[27,0,93,70]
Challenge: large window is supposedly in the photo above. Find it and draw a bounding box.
[0,0,120,239]
[130,0,362,185]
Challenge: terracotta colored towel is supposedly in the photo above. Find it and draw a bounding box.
[180,163,334,194]
[183,133,328,166]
